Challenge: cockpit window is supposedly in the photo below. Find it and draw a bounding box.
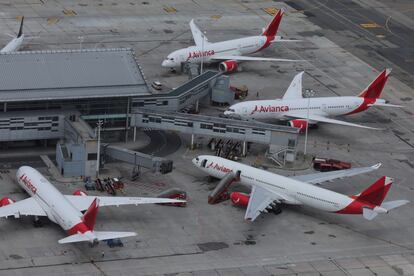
[201,159,207,168]
[169,58,174,61]
[227,108,235,113]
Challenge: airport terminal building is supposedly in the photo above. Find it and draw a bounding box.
[0,48,299,177]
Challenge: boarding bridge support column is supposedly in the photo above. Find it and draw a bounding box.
[133,126,137,142]
[242,141,247,157]
[190,134,195,150]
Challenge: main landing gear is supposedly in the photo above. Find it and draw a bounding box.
[33,216,43,228]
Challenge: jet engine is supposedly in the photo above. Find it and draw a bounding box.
[230,192,250,207]
[289,119,308,133]
[219,60,238,73]
[73,189,88,196]
[0,197,15,207]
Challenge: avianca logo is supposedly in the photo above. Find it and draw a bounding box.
[207,162,233,173]
[251,105,289,115]
[19,174,37,194]
[187,50,215,60]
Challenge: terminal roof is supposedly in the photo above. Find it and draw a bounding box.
[0,48,150,102]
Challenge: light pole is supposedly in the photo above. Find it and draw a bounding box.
[78,36,84,50]
[96,120,103,178]
[304,89,315,155]
[200,31,206,74]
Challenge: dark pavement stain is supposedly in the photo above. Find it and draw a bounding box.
[197,242,229,252]
[304,231,315,234]
[163,29,173,34]
[9,254,23,260]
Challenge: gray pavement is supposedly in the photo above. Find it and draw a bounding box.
[0,0,413,275]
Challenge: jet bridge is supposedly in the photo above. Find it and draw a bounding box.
[102,145,173,175]
[130,109,300,162]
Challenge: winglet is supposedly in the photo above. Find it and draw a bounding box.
[17,16,24,38]
[358,68,391,99]
[262,8,284,37]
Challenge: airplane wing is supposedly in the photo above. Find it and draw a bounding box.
[65,195,186,212]
[291,163,381,185]
[245,186,283,221]
[0,198,46,218]
[210,55,301,62]
[189,19,209,47]
[286,113,382,130]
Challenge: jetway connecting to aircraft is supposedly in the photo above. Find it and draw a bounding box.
[130,109,300,164]
[102,145,173,177]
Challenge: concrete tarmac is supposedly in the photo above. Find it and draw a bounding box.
[0,1,413,275]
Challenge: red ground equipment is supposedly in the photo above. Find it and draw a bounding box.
[313,157,352,172]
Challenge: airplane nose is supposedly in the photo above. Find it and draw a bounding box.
[161,60,169,67]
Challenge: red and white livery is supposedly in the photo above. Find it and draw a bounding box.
[0,166,185,244]
[193,155,409,221]
[161,9,300,72]
[225,69,402,130]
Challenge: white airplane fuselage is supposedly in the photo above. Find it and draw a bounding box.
[226,96,385,121]
[16,166,91,236]
[193,155,358,213]
[162,35,274,67]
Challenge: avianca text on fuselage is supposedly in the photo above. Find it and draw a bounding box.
[207,162,233,174]
[187,50,215,60]
[19,174,37,194]
[251,105,289,115]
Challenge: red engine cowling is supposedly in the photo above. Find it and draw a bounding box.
[230,192,250,207]
[0,197,15,207]
[289,119,308,133]
[73,189,87,196]
[219,60,238,73]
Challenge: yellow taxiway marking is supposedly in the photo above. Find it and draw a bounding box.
[62,9,77,16]
[263,7,280,16]
[47,17,60,25]
[360,22,380,28]
[211,15,222,20]
[163,6,177,13]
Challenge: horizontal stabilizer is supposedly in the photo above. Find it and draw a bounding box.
[362,207,378,220]
[381,200,409,211]
[58,231,137,244]
[368,103,403,108]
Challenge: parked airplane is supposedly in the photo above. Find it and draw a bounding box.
[224,69,402,131]
[161,9,300,73]
[0,166,185,244]
[1,16,24,53]
[192,155,409,221]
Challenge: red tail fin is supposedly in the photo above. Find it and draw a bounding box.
[83,198,99,231]
[262,9,284,37]
[357,176,392,206]
[358,69,391,99]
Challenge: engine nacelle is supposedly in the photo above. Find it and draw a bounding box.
[0,197,15,207]
[289,119,308,133]
[230,192,250,207]
[73,189,88,196]
[219,60,238,73]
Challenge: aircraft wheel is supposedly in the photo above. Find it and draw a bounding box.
[272,206,282,215]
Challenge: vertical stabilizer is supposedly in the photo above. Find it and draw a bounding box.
[83,198,99,231]
[17,16,24,38]
[358,69,391,99]
[262,9,284,37]
[357,176,392,206]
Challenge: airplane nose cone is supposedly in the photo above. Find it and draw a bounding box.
[161,60,169,67]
